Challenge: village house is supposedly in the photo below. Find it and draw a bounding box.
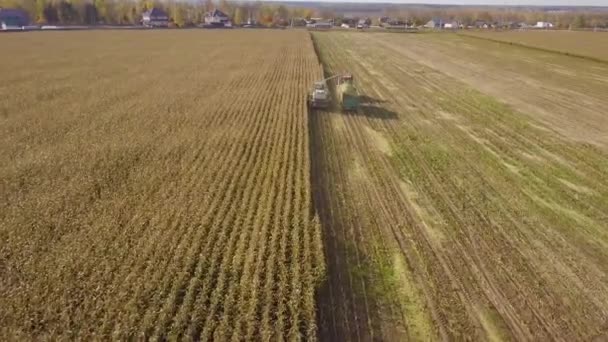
[305,18,333,29]
[497,21,518,29]
[357,18,370,29]
[379,16,390,27]
[384,19,410,30]
[424,18,445,29]
[142,8,169,28]
[205,9,231,27]
[312,21,332,29]
[443,21,460,29]
[536,21,554,28]
[474,20,489,29]
[0,8,29,29]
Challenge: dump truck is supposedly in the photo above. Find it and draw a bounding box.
[337,74,359,111]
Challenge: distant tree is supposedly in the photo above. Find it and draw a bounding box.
[219,0,232,17]
[457,12,474,27]
[82,2,97,24]
[69,0,87,23]
[411,14,430,26]
[276,5,288,20]
[188,2,203,24]
[115,1,136,25]
[319,9,335,20]
[257,5,273,26]
[0,0,25,9]
[302,9,313,20]
[5,0,604,29]
[25,0,38,14]
[57,0,77,24]
[573,15,586,29]
[94,0,106,23]
[35,0,47,24]
[204,0,212,13]
[475,10,493,23]
[333,15,344,26]
[171,3,184,27]
[589,17,603,29]
[136,0,152,12]
[43,2,58,23]
[233,6,244,25]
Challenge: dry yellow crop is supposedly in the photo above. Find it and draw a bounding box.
[0,30,325,340]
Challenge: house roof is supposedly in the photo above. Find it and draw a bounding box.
[207,9,228,18]
[0,8,29,25]
[143,7,168,17]
[0,8,28,18]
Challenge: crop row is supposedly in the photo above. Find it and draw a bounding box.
[0,30,325,340]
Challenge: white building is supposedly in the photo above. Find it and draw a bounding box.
[205,9,230,26]
[536,22,554,28]
[142,8,169,27]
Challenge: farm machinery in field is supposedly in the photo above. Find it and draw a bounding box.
[308,74,360,111]
[308,80,331,109]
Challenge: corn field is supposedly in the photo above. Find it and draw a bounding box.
[0,30,324,340]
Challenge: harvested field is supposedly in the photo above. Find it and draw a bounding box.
[311,31,608,341]
[462,30,608,62]
[0,30,325,339]
[377,32,608,150]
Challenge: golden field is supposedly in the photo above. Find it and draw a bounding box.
[0,30,324,340]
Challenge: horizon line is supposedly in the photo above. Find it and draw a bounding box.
[254,0,608,8]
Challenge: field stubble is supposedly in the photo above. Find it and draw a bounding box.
[311,31,608,341]
[461,30,608,62]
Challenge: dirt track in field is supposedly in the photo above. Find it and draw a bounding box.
[311,31,608,341]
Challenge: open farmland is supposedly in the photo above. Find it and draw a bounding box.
[462,30,608,62]
[311,31,608,340]
[0,30,325,339]
[2,27,608,341]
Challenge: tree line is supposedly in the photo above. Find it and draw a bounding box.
[377,7,608,29]
[1,0,607,29]
[0,0,315,26]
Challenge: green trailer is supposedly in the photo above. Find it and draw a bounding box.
[337,74,360,111]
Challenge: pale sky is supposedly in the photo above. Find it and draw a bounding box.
[279,0,608,6]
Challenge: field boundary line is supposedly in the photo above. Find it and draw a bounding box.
[459,32,608,65]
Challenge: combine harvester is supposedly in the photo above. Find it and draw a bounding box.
[308,74,360,111]
[308,80,331,109]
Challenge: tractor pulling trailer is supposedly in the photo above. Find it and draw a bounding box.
[308,74,360,111]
